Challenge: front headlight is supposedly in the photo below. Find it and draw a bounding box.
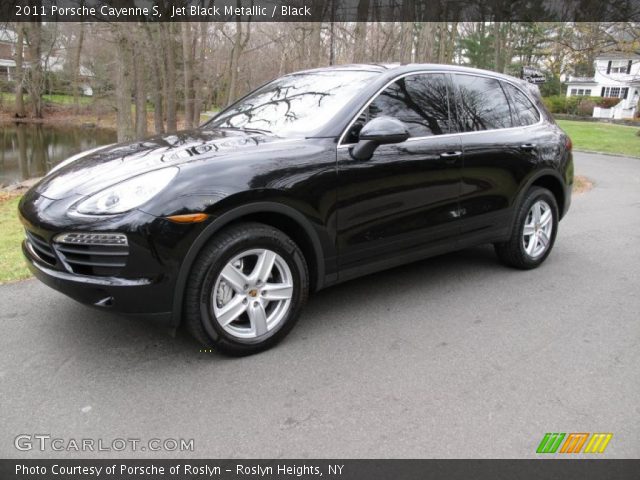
[76,167,179,215]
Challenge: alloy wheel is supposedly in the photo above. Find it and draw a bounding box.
[522,199,553,259]
[212,249,293,339]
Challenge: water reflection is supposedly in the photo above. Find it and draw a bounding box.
[0,123,116,186]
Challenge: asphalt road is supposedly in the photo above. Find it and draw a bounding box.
[1,152,639,459]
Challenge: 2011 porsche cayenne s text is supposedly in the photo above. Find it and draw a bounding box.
[19,64,573,355]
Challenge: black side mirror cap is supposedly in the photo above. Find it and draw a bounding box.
[350,116,409,161]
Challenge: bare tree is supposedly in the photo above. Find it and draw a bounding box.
[14,24,25,118]
[25,21,44,118]
[70,23,85,114]
[227,15,251,106]
[113,25,134,141]
[162,23,177,132]
[181,22,196,129]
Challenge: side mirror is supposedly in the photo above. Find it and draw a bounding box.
[350,116,409,161]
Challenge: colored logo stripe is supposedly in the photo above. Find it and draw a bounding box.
[560,433,589,453]
[537,433,613,454]
[584,433,613,453]
[536,433,565,453]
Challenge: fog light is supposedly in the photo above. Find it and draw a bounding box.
[54,232,128,246]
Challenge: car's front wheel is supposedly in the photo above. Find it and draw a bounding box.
[184,222,309,356]
[494,187,559,269]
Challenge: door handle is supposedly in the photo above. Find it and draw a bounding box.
[520,143,537,151]
[440,151,462,163]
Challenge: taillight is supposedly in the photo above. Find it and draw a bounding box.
[565,136,573,151]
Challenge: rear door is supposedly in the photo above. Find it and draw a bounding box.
[336,73,463,277]
[450,73,545,243]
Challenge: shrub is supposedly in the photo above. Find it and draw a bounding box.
[576,99,596,116]
[543,95,605,116]
[595,97,621,109]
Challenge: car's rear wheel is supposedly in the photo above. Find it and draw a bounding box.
[494,187,559,269]
[184,222,308,356]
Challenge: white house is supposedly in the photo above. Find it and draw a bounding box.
[565,52,640,119]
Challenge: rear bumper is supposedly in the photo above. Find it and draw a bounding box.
[23,241,173,325]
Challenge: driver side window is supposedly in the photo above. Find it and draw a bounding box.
[345,73,453,143]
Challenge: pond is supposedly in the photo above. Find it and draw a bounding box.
[0,123,117,187]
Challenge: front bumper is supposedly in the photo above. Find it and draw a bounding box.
[17,189,212,327]
[22,240,174,325]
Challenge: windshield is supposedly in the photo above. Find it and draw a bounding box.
[206,70,380,137]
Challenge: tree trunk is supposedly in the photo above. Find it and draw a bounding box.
[114,28,134,142]
[14,24,25,118]
[181,22,195,129]
[227,16,250,106]
[163,23,177,132]
[144,24,165,134]
[352,0,370,63]
[192,22,207,126]
[134,34,147,139]
[26,21,44,118]
[417,22,436,62]
[494,22,504,73]
[309,21,322,67]
[71,23,84,114]
[399,23,414,63]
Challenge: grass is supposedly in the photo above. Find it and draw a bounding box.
[0,92,91,106]
[556,119,640,158]
[0,195,30,284]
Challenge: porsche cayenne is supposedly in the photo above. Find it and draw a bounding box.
[19,64,573,355]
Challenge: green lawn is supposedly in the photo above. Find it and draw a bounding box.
[0,196,30,284]
[556,119,640,158]
[1,92,92,106]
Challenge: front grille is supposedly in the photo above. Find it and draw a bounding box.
[53,233,129,276]
[25,230,56,266]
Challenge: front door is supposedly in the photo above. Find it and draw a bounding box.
[336,73,463,277]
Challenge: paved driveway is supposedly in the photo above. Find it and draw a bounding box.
[1,152,638,458]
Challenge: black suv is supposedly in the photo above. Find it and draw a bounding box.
[19,64,572,355]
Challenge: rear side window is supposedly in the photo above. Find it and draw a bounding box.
[501,82,540,126]
[366,73,452,137]
[452,74,512,131]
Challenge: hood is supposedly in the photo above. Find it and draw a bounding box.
[34,128,286,200]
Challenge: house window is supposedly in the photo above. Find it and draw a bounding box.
[607,60,632,74]
[603,87,625,98]
[569,88,591,97]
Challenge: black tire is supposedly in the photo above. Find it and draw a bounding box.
[494,187,559,270]
[184,222,309,356]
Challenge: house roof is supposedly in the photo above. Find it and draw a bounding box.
[566,77,597,84]
[0,29,20,44]
[595,52,640,60]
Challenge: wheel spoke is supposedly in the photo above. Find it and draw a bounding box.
[522,224,535,236]
[247,301,268,336]
[216,295,247,326]
[250,249,276,283]
[538,230,550,248]
[532,202,542,223]
[540,209,552,228]
[526,234,537,255]
[262,282,293,300]
[220,264,249,293]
